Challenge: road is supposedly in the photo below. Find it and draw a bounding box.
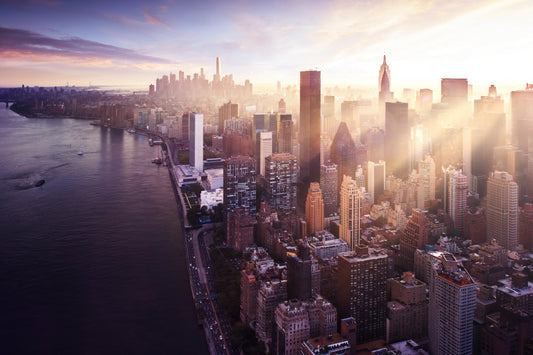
[159,133,237,355]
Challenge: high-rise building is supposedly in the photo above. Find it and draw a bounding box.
[487,171,519,250]
[257,130,273,176]
[339,175,363,250]
[364,127,385,163]
[256,279,288,346]
[464,207,487,245]
[189,112,203,172]
[416,88,433,115]
[441,78,468,106]
[215,56,221,82]
[386,272,428,344]
[300,70,321,191]
[218,101,238,134]
[223,155,257,214]
[278,114,293,154]
[320,132,332,165]
[418,155,436,204]
[331,122,357,189]
[378,55,393,123]
[265,153,298,216]
[398,209,430,271]
[320,163,338,217]
[274,300,310,355]
[446,168,468,234]
[385,102,410,179]
[511,88,533,152]
[428,253,476,355]
[274,297,337,355]
[471,89,506,197]
[305,182,324,235]
[519,203,533,252]
[337,247,388,343]
[287,242,313,300]
[367,160,386,204]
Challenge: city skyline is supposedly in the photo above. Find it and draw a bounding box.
[1,0,532,90]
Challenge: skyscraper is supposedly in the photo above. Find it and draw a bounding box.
[337,247,388,343]
[340,175,363,250]
[265,153,298,216]
[223,155,257,214]
[418,155,436,204]
[331,122,357,189]
[487,171,519,250]
[257,130,273,176]
[278,114,293,154]
[305,182,324,235]
[367,160,386,204]
[300,70,321,191]
[215,56,221,82]
[218,101,238,135]
[398,209,430,271]
[378,55,393,122]
[428,253,476,355]
[385,102,410,179]
[519,203,533,252]
[320,163,338,217]
[189,112,203,172]
[446,168,468,235]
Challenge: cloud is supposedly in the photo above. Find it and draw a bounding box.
[142,10,172,30]
[0,27,173,65]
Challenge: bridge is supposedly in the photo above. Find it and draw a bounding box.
[1,99,16,108]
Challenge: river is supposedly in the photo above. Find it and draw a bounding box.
[0,105,208,354]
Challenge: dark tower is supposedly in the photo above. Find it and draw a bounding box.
[300,71,321,194]
[331,122,357,190]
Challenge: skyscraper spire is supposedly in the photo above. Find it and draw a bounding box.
[216,56,221,81]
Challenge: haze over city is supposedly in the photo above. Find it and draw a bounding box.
[1,0,532,90]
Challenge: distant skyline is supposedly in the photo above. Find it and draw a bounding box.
[1,0,532,91]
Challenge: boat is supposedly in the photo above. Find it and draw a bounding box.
[77,151,84,156]
[35,179,45,187]
[127,129,136,134]
[152,146,162,164]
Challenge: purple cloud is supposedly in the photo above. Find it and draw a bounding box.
[0,26,172,63]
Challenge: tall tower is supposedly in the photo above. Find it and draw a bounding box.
[265,153,298,216]
[189,112,204,172]
[340,175,363,250]
[215,56,221,81]
[385,102,410,179]
[519,203,533,252]
[399,209,430,271]
[300,71,321,192]
[223,155,257,213]
[418,155,436,204]
[305,182,324,235]
[487,171,519,250]
[367,160,386,204]
[331,122,357,189]
[320,163,338,217]
[218,101,238,135]
[257,130,273,176]
[446,169,468,234]
[378,55,393,122]
[337,247,388,343]
[428,253,476,355]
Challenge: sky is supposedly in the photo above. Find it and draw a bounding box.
[0,0,532,92]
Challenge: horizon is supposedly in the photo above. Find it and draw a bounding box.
[1,0,532,91]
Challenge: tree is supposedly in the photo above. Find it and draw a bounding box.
[375,216,387,227]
